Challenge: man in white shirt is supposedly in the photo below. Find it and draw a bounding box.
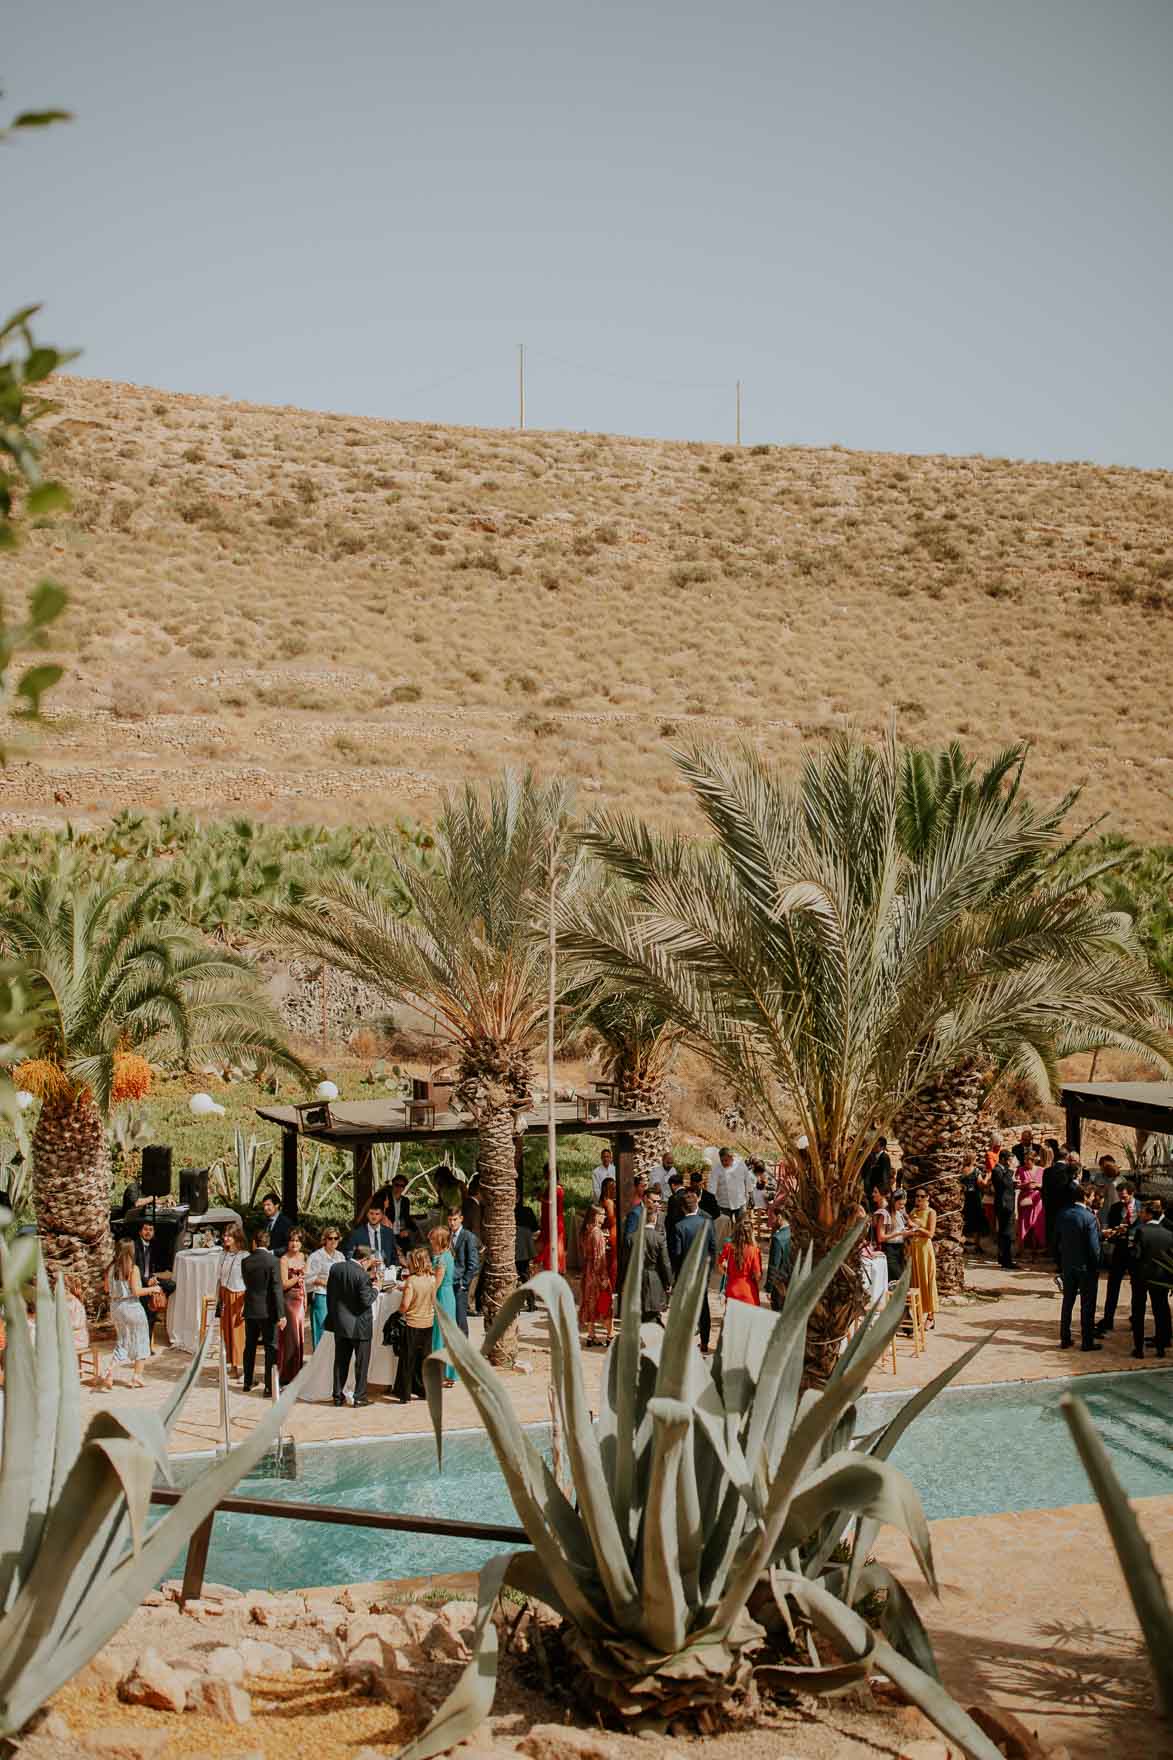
[592,1147,615,1200]
[651,1151,676,1197]
[711,1147,752,1219]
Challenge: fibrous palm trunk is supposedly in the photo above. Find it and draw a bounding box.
[475,1101,522,1365]
[612,1070,673,1175]
[892,1061,987,1296]
[33,1089,113,1318]
[787,1177,862,1386]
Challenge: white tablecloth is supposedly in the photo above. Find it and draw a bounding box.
[166,1249,222,1353]
[298,1286,403,1403]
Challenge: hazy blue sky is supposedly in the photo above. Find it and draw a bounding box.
[7,0,1172,464]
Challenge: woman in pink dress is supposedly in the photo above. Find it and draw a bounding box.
[278,1228,307,1382]
[577,1205,614,1345]
[1016,1152,1046,1254]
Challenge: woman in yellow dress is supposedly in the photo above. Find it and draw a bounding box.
[906,1188,939,1327]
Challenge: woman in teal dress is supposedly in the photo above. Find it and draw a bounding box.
[429,1224,457,1385]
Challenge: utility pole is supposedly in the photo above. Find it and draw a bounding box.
[546,828,563,1486]
[518,343,526,431]
[736,379,742,446]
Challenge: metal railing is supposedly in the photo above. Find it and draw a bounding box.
[150,1486,528,1602]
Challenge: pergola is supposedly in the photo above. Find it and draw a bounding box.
[1059,1080,1173,1163]
[255,1099,661,1221]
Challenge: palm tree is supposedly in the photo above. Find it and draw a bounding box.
[562,734,1171,1377]
[270,771,578,1365]
[890,740,1161,1291]
[1,874,303,1310]
[571,923,685,1173]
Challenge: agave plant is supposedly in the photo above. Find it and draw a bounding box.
[210,1125,274,1209]
[1061,1393,1173,1720]
[0,1231,306,1737]
[401,1223,1003,1760]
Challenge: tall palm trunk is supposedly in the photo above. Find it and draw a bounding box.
[612,1070,673,1175]
[893,1061,986,1296]
[472,1099,523,1367]
[787,1171,862,1385]
[33,1089,113,1318]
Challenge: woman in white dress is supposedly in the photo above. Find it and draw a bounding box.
[305,1226,345,1350]
[102,1238,154,1388]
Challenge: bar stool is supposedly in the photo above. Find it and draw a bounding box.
[903,1287,926,1356]
[199,1295,221,1361]
[77,1345,100,1384]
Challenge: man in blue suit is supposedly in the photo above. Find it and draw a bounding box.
[1057,1190,1102,1352]
[669,1188,716,1354]
[345,1199,397,1264]
[447,1205,481,1336]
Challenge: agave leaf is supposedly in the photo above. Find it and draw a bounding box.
[520,1271,641,1629]
[86,1437,156,1556]
[395,1549,542,1760]
[849,1561,941,1681]
[777,1572,1003,1760]
[839,1332,993,1601]
[432,1308,609,1635]
[0,1363,310,1732]
[611,1213,647,1552]
[779,1453,936,1595]
[0,1248,40,1610]
[1061,1393,1173,1719]
[158,1323,216,1437]
[711,1266,912,1633]
[640,1397,693,1653]
[48,1284,84,1508]
[653,1222,711,1404]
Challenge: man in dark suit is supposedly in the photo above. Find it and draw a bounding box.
[345,1200,397,1263]
[1057,1192,1102,1352]
[1095,1179,1139,1336]
[664,1172,688,1264]
[862,1138,892,1203]
[384,1176,415,1262]
[991,1151,1019,1269]
[325,1245,379,1406]
[670,1189,716,1353]
[1130,1200,1172,1360]
[242,1226,286,1394]
[133,1219,176,1349]
[638,1189,674,1323]
[260,1192,292,1258]
[447,1205,480,1336]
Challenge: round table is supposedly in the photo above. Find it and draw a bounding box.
[298,1285,404,1403]
[166,1248,222,1353]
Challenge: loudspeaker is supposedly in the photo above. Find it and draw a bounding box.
[140,1145,173,1198]
[179,1166,210,1214]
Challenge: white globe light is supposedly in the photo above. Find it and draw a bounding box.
[316,1080,339,1101]
[514,1113,529,1135]
[702,1145,718,1166]
[15,1089,34,1112]
[795,1134,810,1151]
[189,1092,226,1118]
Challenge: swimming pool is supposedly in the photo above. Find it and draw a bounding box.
[168,1368,1173,1593]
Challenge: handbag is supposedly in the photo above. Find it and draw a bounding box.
[147,1287,167,1313]
[382,1310,405,1351]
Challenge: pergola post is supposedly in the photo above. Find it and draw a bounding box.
[1064,1102,1082,1155]
[281,1128,299,1223]
[354,1143,374,1223]
[615,1130,637,1219]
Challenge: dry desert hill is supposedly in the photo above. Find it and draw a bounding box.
[3,374,1171,839]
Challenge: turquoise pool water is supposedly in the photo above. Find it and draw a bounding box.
[168,1369,1173,1592]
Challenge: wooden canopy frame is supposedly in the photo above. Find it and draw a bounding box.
[1059,1081,1173,1156]
[255,1099,660,1221]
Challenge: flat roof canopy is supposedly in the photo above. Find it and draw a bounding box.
[1059,1081,1173,1143]
[256,1099,660,1148]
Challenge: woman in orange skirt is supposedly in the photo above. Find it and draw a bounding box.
[599,1175,619,1288]
[217,1222,247,1376]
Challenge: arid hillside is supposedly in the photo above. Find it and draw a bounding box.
[3,374,1171,836]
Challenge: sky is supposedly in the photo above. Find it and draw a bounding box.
[6,0,1172,465]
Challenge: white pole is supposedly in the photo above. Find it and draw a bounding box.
[519,343,526,431]
[546,832,563,1486]
[219,1343,230,1452]
[736,379,742,446]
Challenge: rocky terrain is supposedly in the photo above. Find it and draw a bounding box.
[2,375,1171,837]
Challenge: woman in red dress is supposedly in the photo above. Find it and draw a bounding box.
[536,1165,567,1273]
[578,1205,614,1345]
[599,1175,619,1288]
[718,1213,762,1306]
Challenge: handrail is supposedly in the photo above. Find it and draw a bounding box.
[149,1486,528,1601]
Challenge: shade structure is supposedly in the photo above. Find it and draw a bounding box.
[255,1100,661,1221]
[1059,1081,1173,1153]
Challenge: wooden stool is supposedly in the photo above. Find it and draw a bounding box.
[77,1346,100,1384]
[903,1287,926,1356]
[199,1296,221,1360]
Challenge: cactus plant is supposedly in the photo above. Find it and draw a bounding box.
[0,1231,305,1738]
[400,1221,1003,1760]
